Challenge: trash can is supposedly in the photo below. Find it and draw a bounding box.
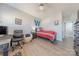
[24,34,32,43]
[3,43,9,56]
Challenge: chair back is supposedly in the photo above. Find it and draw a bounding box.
[13,30,23,38]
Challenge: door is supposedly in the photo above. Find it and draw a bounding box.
[65,22,74,38]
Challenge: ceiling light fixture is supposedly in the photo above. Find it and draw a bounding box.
[39,3,44,11]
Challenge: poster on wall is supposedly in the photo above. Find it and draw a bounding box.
[34,18,41,27]
[15,18,22,25]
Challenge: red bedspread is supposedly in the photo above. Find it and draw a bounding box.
[36,30,56,41]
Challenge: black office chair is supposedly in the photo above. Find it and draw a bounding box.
[11,30,24,51]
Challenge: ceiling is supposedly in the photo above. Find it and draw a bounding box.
[7,3,79,19]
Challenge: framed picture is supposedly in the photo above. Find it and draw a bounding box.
[15,18,22,25]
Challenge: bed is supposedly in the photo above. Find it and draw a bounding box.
[36,28,56,42]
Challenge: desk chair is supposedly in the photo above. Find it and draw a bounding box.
[11,30,24,51]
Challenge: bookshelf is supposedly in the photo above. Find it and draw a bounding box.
[74,20,79,56]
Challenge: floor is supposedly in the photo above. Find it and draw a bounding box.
[0,37,75,56]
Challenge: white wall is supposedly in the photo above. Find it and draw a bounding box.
[0,4,35,35]
[7,3,79,41]
[0,4,63,41]
[40,9,63,41]
[1,3,77,41]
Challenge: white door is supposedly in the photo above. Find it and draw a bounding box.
[65,22,74,38]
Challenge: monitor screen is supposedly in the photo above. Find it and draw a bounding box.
[0,26,7,35]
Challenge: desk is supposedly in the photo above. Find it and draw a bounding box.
[0,35,12,56]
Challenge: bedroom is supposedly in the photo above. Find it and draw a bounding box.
[0,3,77,56]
